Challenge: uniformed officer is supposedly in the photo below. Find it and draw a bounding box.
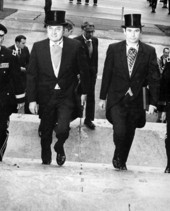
[0,23,25,162]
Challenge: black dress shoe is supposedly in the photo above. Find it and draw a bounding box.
[57,153,66,166]
[112,156,127,170]
[42,160,51,165]
[84,119,95,130]
[54,143,66,166]
[164,166,170,173]
[119,164,127,171]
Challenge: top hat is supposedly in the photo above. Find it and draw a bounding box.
[0,23,7,34]
[122,14,144,28]
[45,10,67,26]
[81,22,95,32]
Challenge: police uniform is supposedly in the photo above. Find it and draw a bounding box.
[0,24,25,161]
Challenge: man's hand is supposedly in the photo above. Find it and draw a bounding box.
[81,94,87,106]
[29,102,38,114]
[20,67,26,72]
[99,100,106,110]
[147,105,157,115]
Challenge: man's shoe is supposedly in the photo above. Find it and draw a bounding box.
[54,143,66,166]
[84,119,95,130]
[162,5,168,8]
[42,160,51,165]
[119,164,127,171]
[57,153,66,166]
[93,3,97,6]
[151,9,156,13]
[77,1,81,4]
[164,166,170,173]
[112,155,127,170]
[85,2,89,5]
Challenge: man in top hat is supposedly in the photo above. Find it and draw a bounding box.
[0,24,25,161]
[74,22,98,130]
[99,14,160,170]
[27,10,89,166]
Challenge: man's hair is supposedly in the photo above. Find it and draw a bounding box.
[65,19,75,31]
[15,35,26,43]
[163,47,169,53]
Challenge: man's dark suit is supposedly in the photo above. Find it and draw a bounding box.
[74,35,98,122]
[100,40,160,166]
[8,45,30,89]
[27,37,89,163]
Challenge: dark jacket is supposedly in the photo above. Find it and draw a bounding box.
[74,35,98,75]
[100,40,160,124]
[8,45,30,69]
[0,46,25,112]
[27,37,89,117]
[161,59,170,102]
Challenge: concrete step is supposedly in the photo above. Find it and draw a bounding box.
[0,157,170,211]
[5,114,167,168]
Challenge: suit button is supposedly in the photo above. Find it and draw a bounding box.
[7,93,9,95]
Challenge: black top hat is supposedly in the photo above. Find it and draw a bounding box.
[45,10,67,26]
[122,14,144,28]
[0,23,7,34]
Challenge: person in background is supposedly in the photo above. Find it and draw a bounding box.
[160,56,170,173]
[85,0,98,6]
[9,35,30,91]
[27,10,89,166]
[151,0,158,13]
[74,22,98,130]
[69,0,82,4]
[157,47,170,122]
[99,14,160,171]
[9,35,30,114]
[0,24,25,161]
[64,19,75,37]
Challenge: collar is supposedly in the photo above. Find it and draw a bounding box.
[50,39,63,48]
[126,42,139,52]
[15,44,20,51]
[82,35,92,43]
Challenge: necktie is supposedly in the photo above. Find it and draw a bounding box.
[17,49,21,56]
[127,47,137,70]
[86,40,93,58]
[51,44,62,69]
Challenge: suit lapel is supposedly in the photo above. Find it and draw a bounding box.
[43,39,55,76]
[120,41,129,78]
[58,37,67,78]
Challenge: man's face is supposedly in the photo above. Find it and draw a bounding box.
[123,27,141,44]
[16,38,26,49]
[64,28,73,37]
[0,30,5,46]
[47,25,64,42]
[83,30,94,40]
[163,49,170,58]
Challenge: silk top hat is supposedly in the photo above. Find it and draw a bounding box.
[81,22,95,32]
[45,10,67,26]
[0,23,7,34]
[122,14,144,28]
